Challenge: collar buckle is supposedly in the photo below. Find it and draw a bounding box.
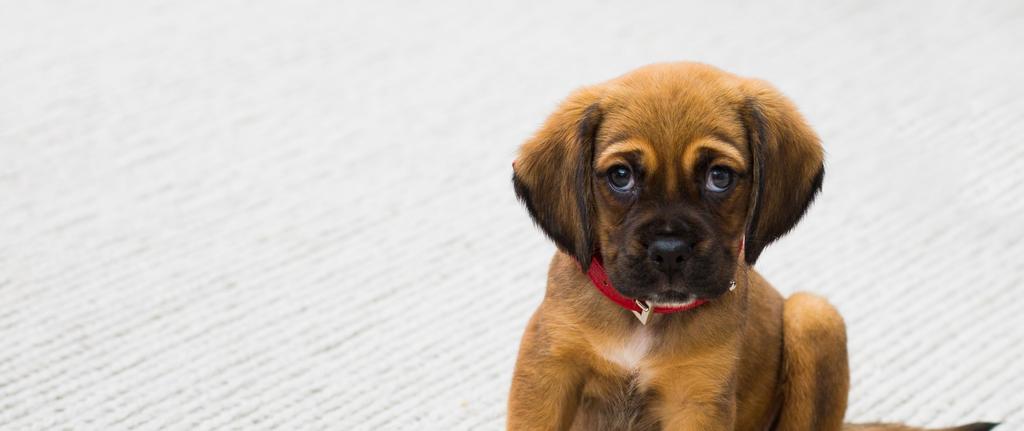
[631,299,652,325]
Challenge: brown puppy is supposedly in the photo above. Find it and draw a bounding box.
[508,63,997,431]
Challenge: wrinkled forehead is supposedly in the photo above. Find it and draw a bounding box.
[594,88,749,180]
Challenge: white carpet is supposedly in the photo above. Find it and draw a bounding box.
[1,1,1022,429]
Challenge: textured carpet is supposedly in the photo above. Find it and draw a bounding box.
[1,1,1022,429]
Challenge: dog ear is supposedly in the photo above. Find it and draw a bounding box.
[513,87,603,270]
[741,80,825,265]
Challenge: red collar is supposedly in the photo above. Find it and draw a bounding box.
[584,255,708,320]
[583,237,743,324]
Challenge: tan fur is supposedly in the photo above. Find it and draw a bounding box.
[597,140,660,176]
[509,62,996,431]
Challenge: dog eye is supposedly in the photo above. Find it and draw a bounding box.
[705,166,733,192]
[607,165,635,192]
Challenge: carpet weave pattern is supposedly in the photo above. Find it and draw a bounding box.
[1,1,1021,429]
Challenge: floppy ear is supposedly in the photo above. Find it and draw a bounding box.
[741,80,825,265]
[513,87,603,270]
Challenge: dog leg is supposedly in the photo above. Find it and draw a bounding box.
[774,292,850,431]
[653,337,742,431]
[657,397,736,431]
[507,313,585,431]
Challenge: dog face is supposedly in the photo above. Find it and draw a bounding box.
[513,63,824,304]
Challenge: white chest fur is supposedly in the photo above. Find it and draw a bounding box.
[599,328,654,371]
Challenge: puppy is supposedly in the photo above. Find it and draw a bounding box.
[508,63,997,431]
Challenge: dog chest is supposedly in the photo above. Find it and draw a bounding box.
[599,327,654,371]
[578,329,661,431]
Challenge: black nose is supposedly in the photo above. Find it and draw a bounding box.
[648,237,692,273]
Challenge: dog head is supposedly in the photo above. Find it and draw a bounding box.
[513,63,824,305]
